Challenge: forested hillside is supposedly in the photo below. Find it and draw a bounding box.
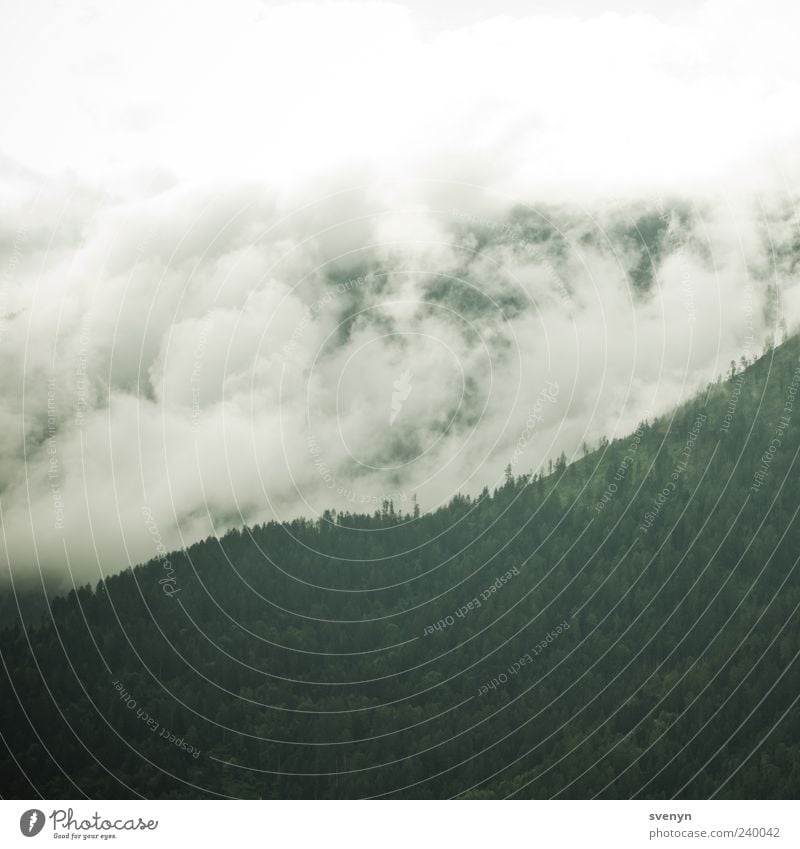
[2,336,800,799]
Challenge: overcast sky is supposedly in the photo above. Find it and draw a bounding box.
[1,0,799,594]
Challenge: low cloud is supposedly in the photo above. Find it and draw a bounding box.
[0,0,799,593]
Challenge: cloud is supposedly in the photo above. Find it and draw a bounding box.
[0,1,799,593]
[2,0,800,193]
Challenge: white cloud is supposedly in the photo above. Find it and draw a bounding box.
[1,1,800,193]
[1,0,799,592]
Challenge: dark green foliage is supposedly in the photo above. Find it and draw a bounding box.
[2,337,800,799]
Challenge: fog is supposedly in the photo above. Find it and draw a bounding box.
[1,0,799,592]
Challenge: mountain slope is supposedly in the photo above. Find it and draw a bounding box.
[2,336,800,799]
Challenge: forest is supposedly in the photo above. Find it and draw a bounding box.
[1,335,799,799]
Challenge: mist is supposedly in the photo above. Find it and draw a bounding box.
[1,0,799,593]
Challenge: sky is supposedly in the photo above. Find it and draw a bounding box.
[1,0,799,593]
